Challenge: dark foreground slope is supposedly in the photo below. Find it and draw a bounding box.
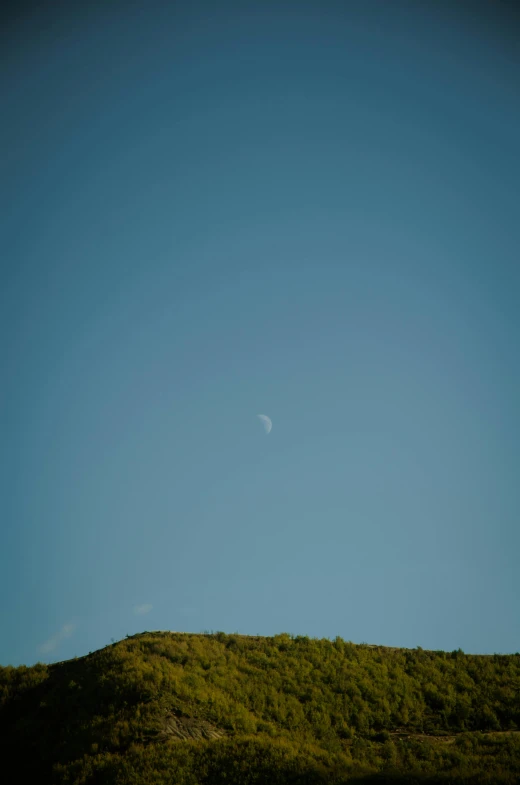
[1,631,519,784]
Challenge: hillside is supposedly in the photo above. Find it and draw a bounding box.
[1,631,519,784]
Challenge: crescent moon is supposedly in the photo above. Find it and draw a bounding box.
[257,414,272,434]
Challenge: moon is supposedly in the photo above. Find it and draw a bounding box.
[257,414,272,434]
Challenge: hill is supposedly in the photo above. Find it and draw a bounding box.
[1,631,519,783]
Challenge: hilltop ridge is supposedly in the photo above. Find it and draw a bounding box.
[1,631,519,783]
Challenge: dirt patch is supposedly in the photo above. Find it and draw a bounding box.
[388,730,520,745]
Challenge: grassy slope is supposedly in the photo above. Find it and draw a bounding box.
[1,631,519,784]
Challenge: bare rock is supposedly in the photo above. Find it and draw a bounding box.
[157,711,225,742]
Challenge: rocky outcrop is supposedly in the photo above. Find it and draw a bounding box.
[157,711,225,742]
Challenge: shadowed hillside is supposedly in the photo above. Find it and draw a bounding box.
[1,631,519,783]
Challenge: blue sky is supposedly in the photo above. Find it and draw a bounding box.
[1,1,519,666]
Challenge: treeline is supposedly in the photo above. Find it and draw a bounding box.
[1,631,519,783]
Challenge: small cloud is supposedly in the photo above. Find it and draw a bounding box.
[38,623,77,654]
[39,640,57,654]
[133,603,153,615]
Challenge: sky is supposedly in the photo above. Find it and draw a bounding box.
[1,1,519,666]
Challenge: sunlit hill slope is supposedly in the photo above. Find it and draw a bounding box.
[1,631,520,784]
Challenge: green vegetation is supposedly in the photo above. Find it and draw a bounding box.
[1,631,519,783]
